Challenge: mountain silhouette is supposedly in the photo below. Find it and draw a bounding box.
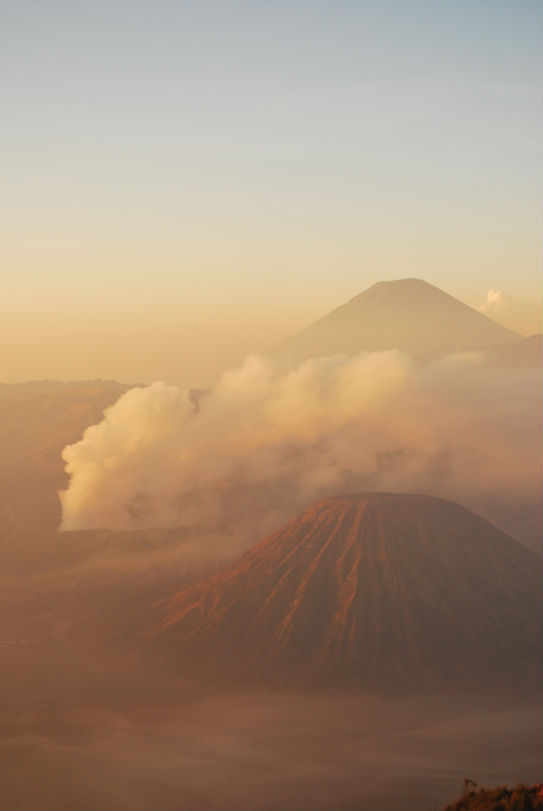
[268,278,520,368]
[144,493,541,691]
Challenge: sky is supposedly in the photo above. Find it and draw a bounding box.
[1,0,541,384]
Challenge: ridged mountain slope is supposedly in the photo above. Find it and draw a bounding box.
[144,493,541,690]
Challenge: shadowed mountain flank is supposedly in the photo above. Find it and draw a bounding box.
[268,279,520,368]
[143,493,541,691]
[483,334,542,368]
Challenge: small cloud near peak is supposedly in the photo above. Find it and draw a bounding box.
[479,289,542,336]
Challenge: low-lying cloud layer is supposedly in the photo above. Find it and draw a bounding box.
[59,350,541,551]
[3,685,540,811]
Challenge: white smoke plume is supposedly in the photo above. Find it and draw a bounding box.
[60,351,541,550]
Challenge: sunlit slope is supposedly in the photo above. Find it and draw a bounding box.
[147,493,541,690]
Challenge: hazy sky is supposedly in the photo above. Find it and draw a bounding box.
[1,1,541,384]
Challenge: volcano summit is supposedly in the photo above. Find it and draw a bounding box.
[144,493,541,691]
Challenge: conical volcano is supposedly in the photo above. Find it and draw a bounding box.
[145,493,541,691]
[268,279,520,368]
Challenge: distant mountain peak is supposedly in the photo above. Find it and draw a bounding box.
[268,278,520,369]
[368,277,437,289]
